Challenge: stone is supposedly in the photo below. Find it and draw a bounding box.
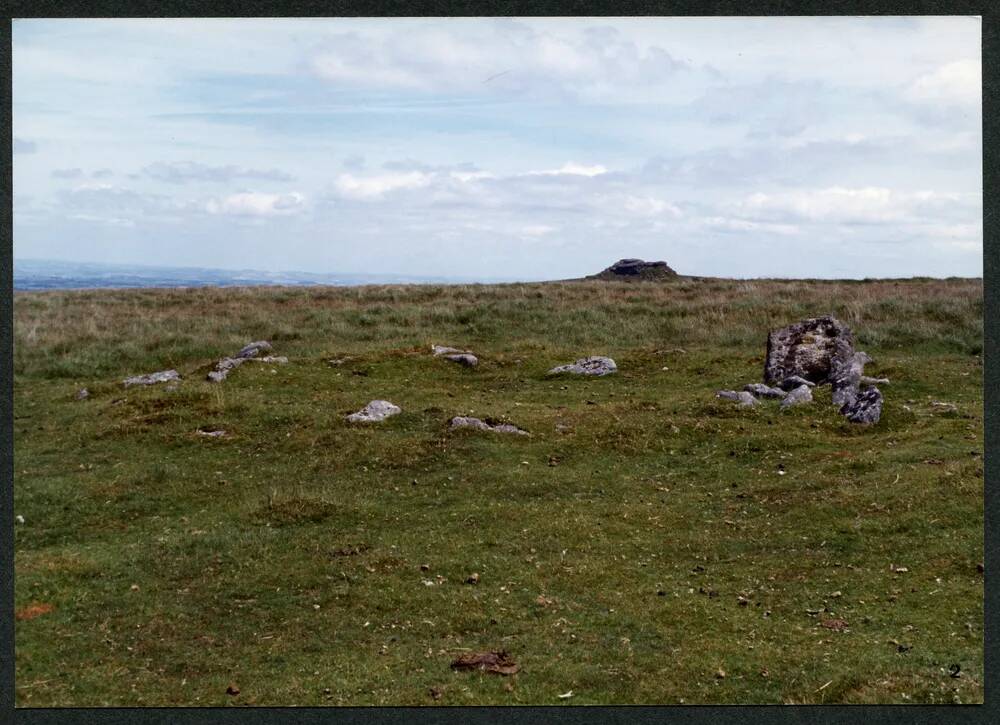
[778,375,817,391]
[207,356,247,383]
[588,258,678,281]
[197,429,226,438]
[860,376,890,386]
[432,345,467,356]
[346,400,401,423]
[123,369,181,387]
[248,356,288,364]
[764,316,856,386]
[449,416,529,435]
[716,390,759,407]
[841,386,883,424]
[780,384,813,408]
[236,340,272,359]
[743,383,786,399]
[830,351,873,407]
[548,356,617,376]
[444,353,478,368]
[75,388,89,400]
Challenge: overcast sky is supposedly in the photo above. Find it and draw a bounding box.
[13,17,982,280]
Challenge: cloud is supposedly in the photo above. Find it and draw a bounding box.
[905,60,980,106]
[51,168,84,179]
[206,191,305,216]
[334,171,432,200]
[734,187,976,224]
[13,137,37,154]
[310,21,691,100]
[142,161,295,184]
[92,168,114,178]
[525,162,608,177]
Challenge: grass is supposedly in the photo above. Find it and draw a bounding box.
[13,277,983,706]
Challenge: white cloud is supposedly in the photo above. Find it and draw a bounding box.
[525,162,608,177]
[206,191,305,216]
[905,59,981,105]
[333,171,432,200]
[735,187,975,224]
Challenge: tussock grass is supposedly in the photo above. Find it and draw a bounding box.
[13,277,982,705]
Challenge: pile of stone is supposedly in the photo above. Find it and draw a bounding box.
[207,340,287,383]
[431,344,478,367]
[715,315,885,424]
[548,356,617,376]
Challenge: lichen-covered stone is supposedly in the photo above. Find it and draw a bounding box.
[778,375,817,391]
[548,356,617,376]
[449,416,528,435]
[765,316,855,386]
[744,383,787,399]
[236,340,273,359]
[841,386,883,424]
[123,369,181,387]
[444,353,478,368]
[780,384,813,408]
[716,390,759,407]
[346,400,401,423]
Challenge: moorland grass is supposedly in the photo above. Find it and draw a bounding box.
[13,278,983,705]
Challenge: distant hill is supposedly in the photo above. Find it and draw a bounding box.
[12,259,519,291]
[585,258,679,281]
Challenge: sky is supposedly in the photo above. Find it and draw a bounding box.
[12,16,983,280]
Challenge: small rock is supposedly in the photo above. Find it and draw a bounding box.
[548,356,617,376]
[449,416,529,435]
[716,390,759,407]
[744,383,786,399]
[15,515,25,525]
[444,353,478,367]
[123,370,181,387]
[226,683,240,696]
[778,375,816,391]
[780,384,813,408]
[197,429,226,438]
[236,340,272,359]
[75,388,89,400]
[431,345,468,356]
[346,400,401,423]
[841,386,883,424]
[465,573,480,585]
[715,668,726,679]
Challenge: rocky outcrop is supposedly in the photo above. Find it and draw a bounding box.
[548,356,617,376]
[346,400,401,423]
[123,370,181,387]
[449,416,528,435]
[588,258,678,281]
[764,316,855,386]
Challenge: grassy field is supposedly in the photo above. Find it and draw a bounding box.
[13,277,984,706]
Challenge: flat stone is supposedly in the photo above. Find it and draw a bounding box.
[236,340,273,359]
[346,400,402,423]
[449,416,529,435]
[548,356,617,376]
[744,383,786,399]
[780,384,814,408]
[75,388,90,400]
[778,375,817,391]
[432,345,467,356]
[123,369,181,387]
[444,353,478,367]
[207,356,247,383]
[841,386,883,424]
[717,390,759,407]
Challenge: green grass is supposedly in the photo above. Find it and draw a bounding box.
[13,278,983,705]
